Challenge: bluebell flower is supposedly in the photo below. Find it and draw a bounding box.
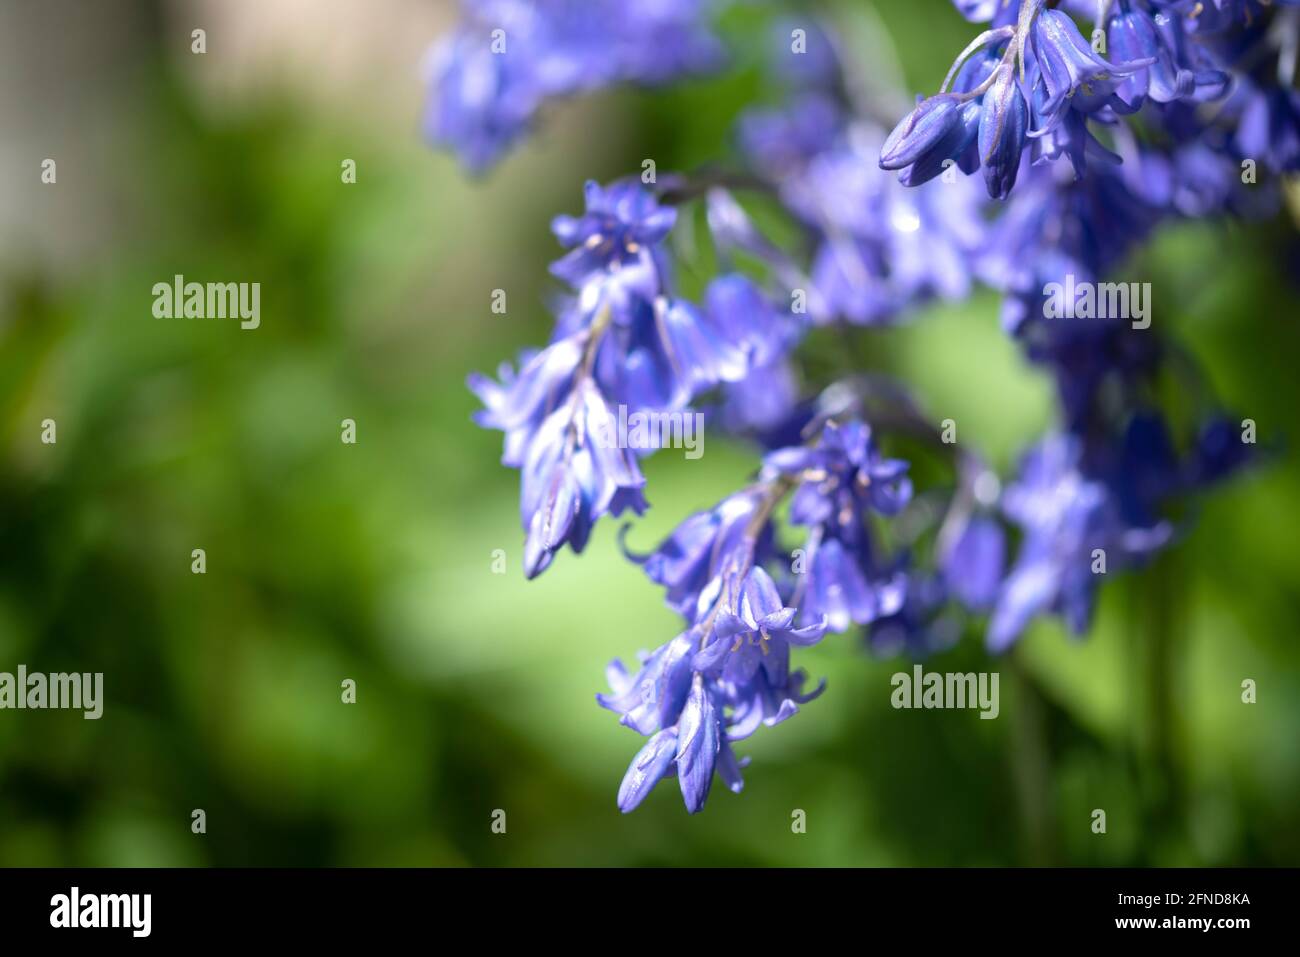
[520,379,648,577]
[941,515,1006,610]
[785,130,984,324]
[674,674,721,812]
[703,274,803,432]
[771,420,914,523]
[977,161,1162,334]
[1108,7,1229,110]
[601,561,827,813]
[468,335,584,465]
[1237,85,1300,173]
[888,0,1288,203]
[718,355,802,434]
[1158,0,1300,34]
[978,162,1167,412]
[612,693,750,814]
[604,296,750,411]
[978,60,1030,198]
[606,644,755,812]
[606,0,728,83]
[796,536,909,632]
[551,181,760,411]
[880,95,965,170]
[987,434,1171,651]
[880,94,984,186]
[424,25,539,172]
[1109,9,1165,110]
[604,422,853,813]
[1030,8,1150,122]
[1028,316,1163,433]
[1089,409,1255,524]
[693,567,828,678]
[739,53,986,324]
[1028,98,1123,178]
[949,48,1006,175]
[1149,8,1231,103]
[988,436,1112,650]
[703,274,795,373]
[629,487,771,619]
[616,728,679,812]
[472,175,790,578]
[425,0,725,171]
[722,645,827,740]
[765,420,913,630]
[454,0,1283,819]
[1158,131,1280,216]
[599,630,697,736]
[704,188,826,315]
[471,318,661,578]
[950,0,1010,25]
[735,94,844,182]
[425,1,605,173]
[732,14,847,178]
[550,179,677,307]
[692,566,829,760]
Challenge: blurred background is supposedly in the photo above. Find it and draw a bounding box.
[1,0,1297,867]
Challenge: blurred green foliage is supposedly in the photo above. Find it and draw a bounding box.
[0,0,1297,866]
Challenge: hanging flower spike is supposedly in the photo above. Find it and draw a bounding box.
[447,0,1280,816]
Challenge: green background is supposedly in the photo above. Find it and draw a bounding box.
[1,0,1297,866]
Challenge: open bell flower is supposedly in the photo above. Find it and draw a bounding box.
[693,567,827,682]
[1030,8,1150,122]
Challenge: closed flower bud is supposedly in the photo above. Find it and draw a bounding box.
[978,62,1029,199]
[880,94,964,170]
[898,99,982,187]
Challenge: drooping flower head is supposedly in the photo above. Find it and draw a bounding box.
[471,177,771,577]
[450,0,1277,817]
[604,474,829,813]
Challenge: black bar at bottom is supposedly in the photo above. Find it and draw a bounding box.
[0,867,1290,942]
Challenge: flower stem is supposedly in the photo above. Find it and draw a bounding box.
[1008,650,1059,864]
[1141,549,1186,859]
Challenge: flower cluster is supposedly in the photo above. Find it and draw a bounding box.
[425,0,724,171]
[605,415,921,811]
[438,0,1284,812]
[470,179,783,577]
[736,24,986,326]
[884,0,1298,198]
